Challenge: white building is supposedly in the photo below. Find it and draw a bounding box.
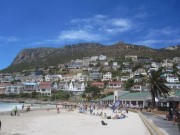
[99,55,107,61]
[166,75,179,83]
[102,72,112,81]
[90,56,99,61]
[5,84,24,95]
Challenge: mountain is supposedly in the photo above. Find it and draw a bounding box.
[1,42,180,73]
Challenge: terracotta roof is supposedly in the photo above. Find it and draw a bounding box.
[108,81,123,85]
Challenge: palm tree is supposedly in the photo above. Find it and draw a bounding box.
[147,69,171,108]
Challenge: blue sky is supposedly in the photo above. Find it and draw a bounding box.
[0,0,180,70]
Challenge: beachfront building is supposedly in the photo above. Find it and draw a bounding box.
[0,83,11,94]
[22,82,39,93]
[114,90,151,108]
[68,81,86,95]
[5,83,25,95]
[36,82,54,96]
[58,82,69,91]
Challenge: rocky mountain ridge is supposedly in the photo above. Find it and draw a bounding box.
[2,42,180,73]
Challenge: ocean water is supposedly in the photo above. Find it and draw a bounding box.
[0,102,24,112]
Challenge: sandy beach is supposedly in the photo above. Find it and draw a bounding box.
[0,107,150,135]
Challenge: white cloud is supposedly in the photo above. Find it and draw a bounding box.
[0,36,19,43]
[145,27,180,39]
[58,30,106,41]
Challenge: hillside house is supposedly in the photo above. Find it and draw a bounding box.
[102,72,112,81]
[89,70,102,81]
[106,81,123,89]
[91,82,104,89]
[90,56,98,61]
[122,67,132,73]
[166,75,179,83]
[99,55,107,61]
[125,55,138,61]
[130,85,149,92]
[120,76,130,82]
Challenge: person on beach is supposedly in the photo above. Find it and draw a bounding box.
[22,104,24,110]
[0,120,1,130]
[57,107,60,114]
[14,106,18,116]
[175,102,180,132]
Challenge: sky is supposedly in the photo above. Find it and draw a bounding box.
[0,0,180,70]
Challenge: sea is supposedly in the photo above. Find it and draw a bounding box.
[0,102,24,112]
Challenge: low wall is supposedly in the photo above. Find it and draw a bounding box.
[129,109,165,135]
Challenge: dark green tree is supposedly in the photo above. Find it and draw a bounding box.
[84,86,101,100]
[147,70,171,108]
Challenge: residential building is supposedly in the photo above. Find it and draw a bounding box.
[91,82,104,89]
[5,83,24,95]
[120,76,130,82]
[125,55,138,61]
[102,72,112,81]
[122,67,132,73]
[90,56,98,61]
[130,85,149,92]
[83,57,90,66]
[0,83,10,94]
[166,75,179,83]
[89,70,102,81]
[36,82,53,96]
[99,55,107,61]
[106,81,123,89]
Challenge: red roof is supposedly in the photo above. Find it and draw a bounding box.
[108,81,123,85]
[91,82,104,85]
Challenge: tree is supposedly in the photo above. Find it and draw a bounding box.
[84,86,101,100]
[147,70,171,108]
[125,78,134,90]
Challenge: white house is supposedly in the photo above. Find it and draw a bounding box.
[5,84,24,95]
[106,81,123,89]
[90,56,99,61]
[166,75,179,83]
[102,72,112,81]
[131,85,149,92]
[36,82,53,96]
[162,59,173,67]
[122,67,132,73]
[120,76,130,82]
[68,81,86,95]
[45,75,60,82]
[99,55,107,61]
[151,62,162,69]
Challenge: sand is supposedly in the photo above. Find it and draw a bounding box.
[0,107,150,135]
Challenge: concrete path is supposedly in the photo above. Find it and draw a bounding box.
[142,112,180,135]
